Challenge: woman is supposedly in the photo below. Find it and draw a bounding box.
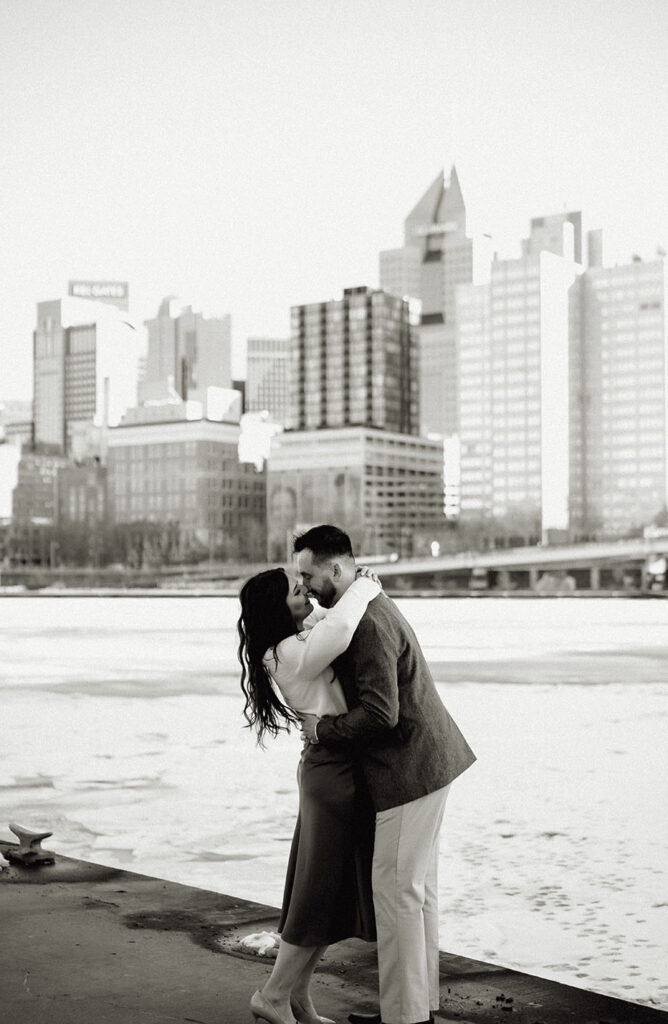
[237,566,381,1024]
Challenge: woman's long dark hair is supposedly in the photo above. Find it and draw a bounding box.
[237,568,303,745]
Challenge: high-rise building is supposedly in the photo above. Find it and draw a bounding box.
[142,298,232,407]
[288,286,418,435]
[574,257,668,536]
[33,296,140,454]
[380,167,493,438]
[266,426,445,560]
[522,212,583,263]
[457,250,582,542]
[245,336,291,423]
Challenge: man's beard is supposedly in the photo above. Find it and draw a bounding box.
[315,578,337,608]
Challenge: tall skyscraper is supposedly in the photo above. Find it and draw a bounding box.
[522,211,583,263]
[379,166,493,437]
[141,298,232,407]
[245,336,292,423]
[457,249,582,542]
[267,285,448,559]
[33,295,140,454]
[574,257,668,536]
[288,286,418,435]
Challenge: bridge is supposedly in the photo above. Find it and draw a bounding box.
[373,537,668,593]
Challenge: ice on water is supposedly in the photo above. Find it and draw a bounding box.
[0,595,667,1009]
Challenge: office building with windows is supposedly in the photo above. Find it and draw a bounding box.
[574,257,668,536]
[288,286,418,435]
[457,250,582,542]
[107,413,266,561]
[380,166,493,438]
[33,296,140,454]
[12,450,71,526]
[266,284,447,559]
[267,427,445,561]
[245,336,291,424]
[141,298,232,409]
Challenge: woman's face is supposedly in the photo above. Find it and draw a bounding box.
[284,574,313,626]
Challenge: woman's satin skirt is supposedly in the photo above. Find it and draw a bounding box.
[278,742,376,946]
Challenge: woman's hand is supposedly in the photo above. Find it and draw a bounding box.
[356,564,381,586]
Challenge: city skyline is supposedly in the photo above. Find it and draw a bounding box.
[2,0,667,401]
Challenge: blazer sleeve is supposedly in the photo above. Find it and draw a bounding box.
[316,613,400,744]
[273,577,381,682]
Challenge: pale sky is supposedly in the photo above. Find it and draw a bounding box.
[1,0,667,400]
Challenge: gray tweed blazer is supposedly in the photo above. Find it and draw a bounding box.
[316,591,476,812]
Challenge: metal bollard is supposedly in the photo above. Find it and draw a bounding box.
[3,823,56,866]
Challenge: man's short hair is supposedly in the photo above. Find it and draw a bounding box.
[293,524,354,561]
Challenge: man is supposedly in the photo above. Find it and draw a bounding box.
[296,525,476,1024]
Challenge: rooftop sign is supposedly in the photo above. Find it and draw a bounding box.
[68,281,129,309]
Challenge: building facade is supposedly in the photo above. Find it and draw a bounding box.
[245,336,292,424]
[7,449,71,566]
[457,250,582,543]
[0,399,32,449]
[12,450,71,526]
[0,442,22,519]
[575,258,668,536]
[379,166,493,438]
[107,417,266,561]
[267,427,445,560]
[56,460,108,528]
[54,460,109,566]
[142,298,232,406]
[522,211,583,263]
[33,296,140,453]
[288,286,418,435]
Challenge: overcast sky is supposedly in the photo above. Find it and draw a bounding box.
[1,0,667,400]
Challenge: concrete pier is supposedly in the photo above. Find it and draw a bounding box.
[1,843,666,1024]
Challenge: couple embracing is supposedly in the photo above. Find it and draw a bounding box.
[237,525,475,1024]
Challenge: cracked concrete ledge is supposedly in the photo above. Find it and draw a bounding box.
[0,843,666,1024]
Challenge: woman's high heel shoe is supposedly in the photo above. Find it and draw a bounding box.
[290,995,336,1024]
[250,990,294,1024]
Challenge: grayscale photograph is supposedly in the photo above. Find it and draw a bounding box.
[0,2,666,1023]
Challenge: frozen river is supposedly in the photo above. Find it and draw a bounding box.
[0,594,666,1009]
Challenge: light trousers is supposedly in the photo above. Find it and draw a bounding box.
[372,784,450,1024]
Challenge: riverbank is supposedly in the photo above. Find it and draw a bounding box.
[1,844,666,1024]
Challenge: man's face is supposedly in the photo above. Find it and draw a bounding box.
[297,549,338,608]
